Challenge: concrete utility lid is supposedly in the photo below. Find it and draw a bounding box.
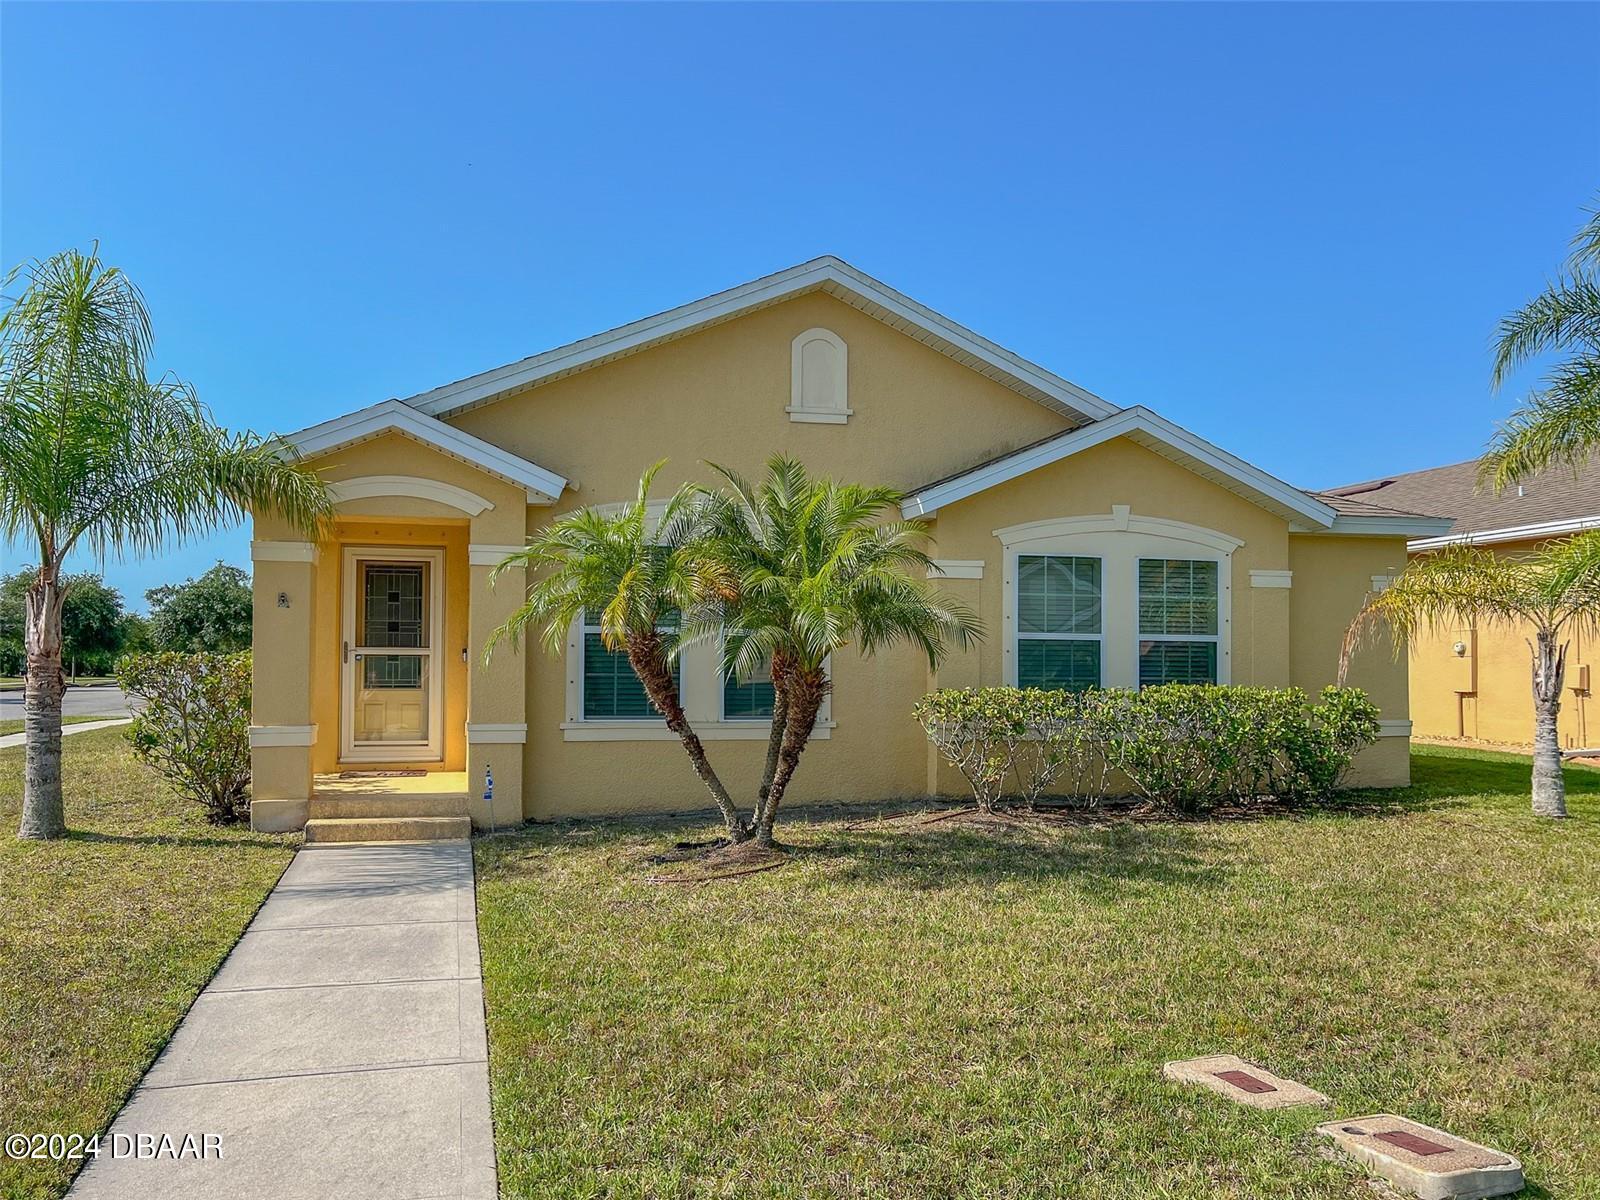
[1161,1054,1329,1110]
[1317,1114,1524,1200]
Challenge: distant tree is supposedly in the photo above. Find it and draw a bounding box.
[146,563,252,652]
[118,611,153,660]
[0,569,127,677]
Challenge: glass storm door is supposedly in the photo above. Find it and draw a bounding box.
[342,550,442,761]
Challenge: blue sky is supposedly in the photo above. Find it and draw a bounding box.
[3,2,1597,609]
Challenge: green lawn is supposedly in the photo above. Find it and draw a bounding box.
[0,728,297,1200]
[0,715,118,737]
[476,746,1600,1199]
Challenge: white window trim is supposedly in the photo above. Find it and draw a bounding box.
[1014,554,1105,690]
[1135,558,1224,687]
[788,327,851,423]
[997,509,1234,689]
[574,610,680,723]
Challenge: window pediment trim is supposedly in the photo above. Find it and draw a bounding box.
[995,506,1244,554]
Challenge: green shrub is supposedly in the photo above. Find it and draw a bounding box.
[116,651,253,824]
[915,684,1380,814]
[912,687,1015,812]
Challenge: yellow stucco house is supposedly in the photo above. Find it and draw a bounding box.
[249,257,1450,837]
[1329,457,1600,750]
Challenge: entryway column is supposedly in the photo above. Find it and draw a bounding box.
[249,537,321,831]
[466,540,527,828]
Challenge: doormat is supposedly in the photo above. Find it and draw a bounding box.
[337,770,428,779]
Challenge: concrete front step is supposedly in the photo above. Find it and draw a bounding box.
[309,793,469,820]
[304,816,472,844]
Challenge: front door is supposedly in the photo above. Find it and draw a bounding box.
[341,548,443,762]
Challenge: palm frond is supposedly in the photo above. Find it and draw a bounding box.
[1480,357,1600,489]
[1490,275,1600,388]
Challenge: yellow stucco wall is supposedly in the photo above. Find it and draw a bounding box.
[253,291,1416,821]
[1407,537,1596,749]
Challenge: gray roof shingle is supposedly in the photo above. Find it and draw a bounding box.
[1329,456,1600,537]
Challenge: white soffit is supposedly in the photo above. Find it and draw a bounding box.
[397,257,1118,425]
[284,399,567,504]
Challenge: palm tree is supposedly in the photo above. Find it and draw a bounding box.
[1481,201,1600,490]
[699,457,982,846]
[488,463,751,842]
[0,247,331,839]
[1341,533,1600,818]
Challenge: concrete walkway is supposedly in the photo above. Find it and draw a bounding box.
[70,840,496,1200]
[0,717,132,750]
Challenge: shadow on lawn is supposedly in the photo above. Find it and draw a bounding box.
[799,817,1234,895]
[58,828,294,852]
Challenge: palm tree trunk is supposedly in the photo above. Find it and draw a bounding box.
[755,666,829,847]
[753,654,791,831]
[624,634,750,842]
[1530,629,1568,818]
[19,570,67,840]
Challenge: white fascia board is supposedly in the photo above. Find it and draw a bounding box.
[1408,513,1600,551]
[1324,514,1456,538]
[902,406,1339,527]
[285,399,567,503]
[401,257,1118,425]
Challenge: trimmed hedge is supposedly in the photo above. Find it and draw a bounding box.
[913,684,1380,814]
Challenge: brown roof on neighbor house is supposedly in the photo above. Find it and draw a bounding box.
[1328,455,1600,537]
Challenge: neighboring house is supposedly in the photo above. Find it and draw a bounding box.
[1329,457,1600,750]
[249,257,1449,837]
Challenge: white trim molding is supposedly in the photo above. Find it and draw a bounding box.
[469,544,526,567]
[906,407,1338,526]
[788,327,851,423]
[330,475,495,517]
[249,724,318,748]
[285,397,567,503]
[397,256,1116,426]
[251,541,318,564]
[1409,513,1600,551]
[467,723,528,744]
[995,508,1245,554]
[1377,719,1413,738]
[1249,569,1293,589]
[928,559,985,580]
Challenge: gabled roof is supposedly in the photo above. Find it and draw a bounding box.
[902,406,1455,537]
[399,256,1119,426]
[1330,454,1600,548]
[286,399,567,503]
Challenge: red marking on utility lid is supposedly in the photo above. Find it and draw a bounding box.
[1373,1130,1453,1157]
[1213,1069,1277,1094]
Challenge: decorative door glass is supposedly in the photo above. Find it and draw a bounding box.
[353,561,431,744]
